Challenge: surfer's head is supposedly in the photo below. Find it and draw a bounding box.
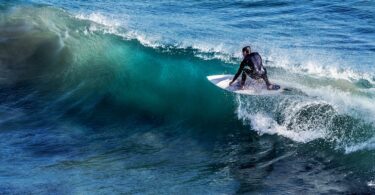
[242,46,251,57]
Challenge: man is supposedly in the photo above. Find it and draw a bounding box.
[229,46,279,90]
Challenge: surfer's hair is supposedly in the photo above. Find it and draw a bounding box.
[242,46,251,54]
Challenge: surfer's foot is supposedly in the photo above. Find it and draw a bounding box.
[267,84,280,90]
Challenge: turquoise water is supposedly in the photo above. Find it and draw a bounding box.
[0,1,374,194]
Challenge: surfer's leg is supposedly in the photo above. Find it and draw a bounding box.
[261,69,279,90]
[261,74,271,87]
[261,69,271,87]
[241,72,247,87]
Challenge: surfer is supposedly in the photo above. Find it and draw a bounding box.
[229,46,279,90]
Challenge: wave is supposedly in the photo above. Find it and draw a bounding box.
[74,11,375,85]
[0,5,374,155]
[0,5,235,124]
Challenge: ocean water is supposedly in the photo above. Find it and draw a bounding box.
[0,0,374,194]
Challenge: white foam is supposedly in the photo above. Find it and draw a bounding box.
[75,13,121,28]
[368,180,375,188]
[74,12,166,48]
[123,30,162,48]
[266,49,375,85]
[183,42,235,63]
[236,96,329,143]
[291,83,375,124]
[248,113,325,143]
[235,89,375,153]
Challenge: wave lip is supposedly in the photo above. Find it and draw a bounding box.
[74,12,164,48]
[74,10,375,87]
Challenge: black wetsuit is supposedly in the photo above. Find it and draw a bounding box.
[232,52,270,86]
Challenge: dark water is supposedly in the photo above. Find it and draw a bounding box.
[0,1,374,194]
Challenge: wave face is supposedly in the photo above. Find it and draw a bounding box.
[0,2,374,194]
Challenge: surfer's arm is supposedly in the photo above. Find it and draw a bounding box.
[230,61,244,85]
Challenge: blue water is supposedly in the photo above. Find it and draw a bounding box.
[0,0,374,194]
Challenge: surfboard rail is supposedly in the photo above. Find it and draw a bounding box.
[207,74,283,95]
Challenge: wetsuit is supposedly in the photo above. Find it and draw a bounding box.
[232,52,271,86]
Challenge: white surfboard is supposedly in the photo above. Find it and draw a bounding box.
[207,74,285,95]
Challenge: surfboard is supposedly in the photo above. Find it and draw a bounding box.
[207,74,284,95]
